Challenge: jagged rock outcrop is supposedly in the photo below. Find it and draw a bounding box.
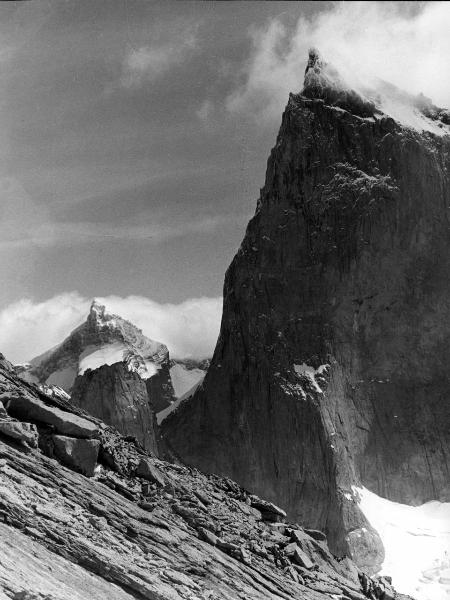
[163,49,450,574]
[0,352,407,600]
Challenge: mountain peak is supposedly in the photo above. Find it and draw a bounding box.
[87,299,117,329]
[301,48,376,118]
[300,49,450,135]
[89,299,107,319]
[304,47,325,78]
[302,47,346,95]
[20,300,170,395]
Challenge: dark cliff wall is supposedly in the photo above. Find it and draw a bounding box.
[146,358,175,413]
[163,92,450,564]
[71,363,159,455]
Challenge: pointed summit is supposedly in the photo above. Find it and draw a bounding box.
[88,299,107,320]
[302,48,342,94]
[304,47,324,78]
[301,48,376,118]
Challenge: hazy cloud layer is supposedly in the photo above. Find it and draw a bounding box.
[227,2,450,121]
[0,174,249,250]
[121,27,198,88]
[0,212,247,251]
[0,292,222,364]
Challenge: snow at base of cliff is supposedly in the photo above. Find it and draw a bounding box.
[353,486,450,600]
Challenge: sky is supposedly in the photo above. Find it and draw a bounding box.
[1,1,449,363]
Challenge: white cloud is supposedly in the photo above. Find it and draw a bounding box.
[0,292,222,364]
[227,2,450,122]
[121,29,197,88]
[0,293,88,364]
[196,99,214,122]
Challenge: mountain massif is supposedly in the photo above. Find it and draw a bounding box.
[17,301,207,451]
[162,50,450,583]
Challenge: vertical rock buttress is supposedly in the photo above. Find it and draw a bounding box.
[163,74,450,568]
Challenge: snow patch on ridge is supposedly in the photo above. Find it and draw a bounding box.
[375,95,450,137]
[353,485,450,600]
[293,363,329,394]
[78,342,159,380]
[79,343,127,375]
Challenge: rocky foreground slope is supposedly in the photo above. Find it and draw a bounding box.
[163,49,450,573]
[0,352,407,600]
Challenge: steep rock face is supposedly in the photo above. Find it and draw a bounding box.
[163,52,450,569]
[71,362,159,454]
[146,361,177,413]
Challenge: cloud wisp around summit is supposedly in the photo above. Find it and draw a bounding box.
[226,1,450,122]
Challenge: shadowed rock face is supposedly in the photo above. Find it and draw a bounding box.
[71,363,159,455]
[163,54,450,568]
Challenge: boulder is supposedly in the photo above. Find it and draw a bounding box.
[249,496,287,522]
[197,527,219,546]
[0,420,38,448]
[135,458,166,487]
[345,527,384,574]
[292,546,314,570]
[304,528,327,542]
[52,435,100,476]
[284,542,298,556]
[289,529,310,544]
[6,394,98,438]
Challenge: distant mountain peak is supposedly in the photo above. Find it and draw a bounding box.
[88,298,108,321]
[18,301,169,393]
[304,47,329,81]
[15,300,208,421]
